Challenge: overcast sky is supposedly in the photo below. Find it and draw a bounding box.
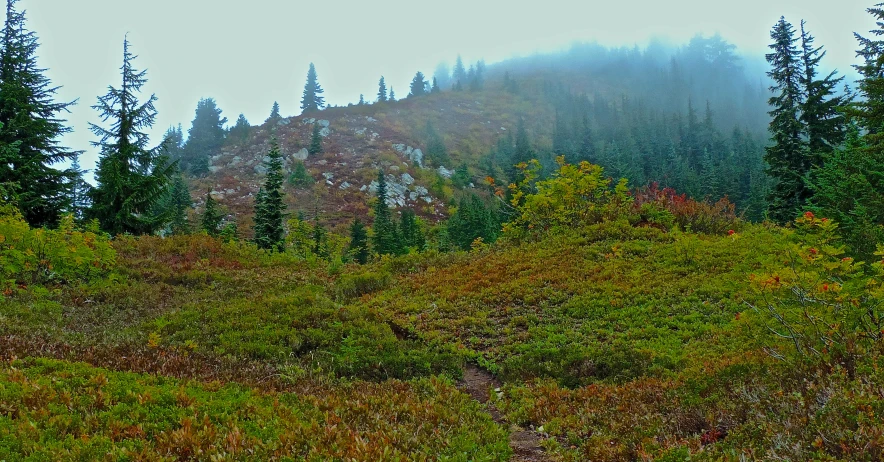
[23,0,874,172]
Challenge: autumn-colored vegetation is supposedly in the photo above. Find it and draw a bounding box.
[2,159,883,460]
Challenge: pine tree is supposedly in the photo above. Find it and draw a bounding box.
[399,209,425,251]
[764,17,807,223]
[309,122,323,155]
[265,101,281,123]
[358,94,365,105]
[288,161,314,187]
[164,175,192,235]
[0,0,80,227]
[300,63,325,113]
[348,218,370,263]
[311,218,326,257]
[452,55,466,90]
[447,194,497,250]
[230,113,250,141]
[425,121,450,167]
[799,20,848,164]
[200,191,222,236]
[372,170,400,255]
[511,118,535,180]
[409,71,428,97]
[389,86,396,101]
[182,98,227,176]
[88,37,174,235]
[431,77,440,93]
[162,124,184,161]
[67,154,91,220]
[253,138,286,250]
[377,76,388,102]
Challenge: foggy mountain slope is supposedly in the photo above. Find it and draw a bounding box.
[191,36,771,231]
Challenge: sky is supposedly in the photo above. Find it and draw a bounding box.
[22,0,874,173]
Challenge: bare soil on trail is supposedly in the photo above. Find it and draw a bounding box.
[458,365,550,462]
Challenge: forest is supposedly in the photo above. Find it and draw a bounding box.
[2,0,884,460]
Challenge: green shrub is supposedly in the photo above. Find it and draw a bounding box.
[335,269,392,301]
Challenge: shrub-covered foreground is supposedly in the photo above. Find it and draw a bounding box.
[0,358,509,461]
[2,169,884,459]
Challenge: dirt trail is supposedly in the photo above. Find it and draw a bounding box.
[458,365,550,462]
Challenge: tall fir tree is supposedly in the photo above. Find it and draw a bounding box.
[300,63,325,113]
[764,17,807,223]
[425,121,450,167]
[372,170,400,255]
[161,174,192,235]
[452,54,466,90]
[348,218,370,264]
[377,76,388,102]
[200,190,222,236]
[798,20,848,164]
[162,124,184,161]
[67,153,91,220]
[0,0,80,227]
[230,113,250,141]
[309,122,323,155]
[253,137,286,250]
[447,194,497,250]
[265,101,281,123]
[88,37,174,235]
[182,98,227,176]
[409,71,428,97]
[399,209,425,251]
[389,86,396,101]
[431,77,440,93]
[510,118,535,180]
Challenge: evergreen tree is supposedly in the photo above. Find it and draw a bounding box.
[799,20,848,163]
[200,190,222,236]
[67,153,91,220]
[162,124,184,161]
[311,218,326,257]
[377,76,388,102]
[358,94,365,105]
[389,86,396,101]
[288,161,314,187]
[409,71,428,97]
[372,170,400,255]
[0,0,80,227]
[182,98,227,176]
[265,101,281,123]
[431,77,440,93]
[230,113,250,141]
[309,122,323,155]
[399,209,425,251]
[447,194,497,250]
[764,17,807,223]
[164,174,192,235]
[348,218,370,264]
[219,222,238,242]
[88,37,174,235]
[425,120,450,167]
[433,62,451,91]
[452,54,466,90]
[300,63,325,113]
[253,137,286,250]
[510,118,535,180]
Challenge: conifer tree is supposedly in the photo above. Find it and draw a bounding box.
[447,194,497,250]
[425,120,450,167]
[163,174,192,235]
[358,94,365,105]
[309,122,323,155]
[399,209,425,251]
[311,218,326,257]
[266,101,281,123]
[389,86,396,101]
[452,55,466,90]
[182,98,227,176]
[764,17,807,223]
[431,77,440,93]
[162,124,184,161]
[200,191,222,236]
[67,154,91,220]
[288,161,313,187]
[348,218,369,263]
[88,37,174,235]
[230,113,250,141]
[300,63,325,113]
[372,170,400,255]
[409,71,428,97]
[377,76,388,102]
[0,0,80,227]
[253,138,286,250]
[510,118,535,180]
[798,20,848,163]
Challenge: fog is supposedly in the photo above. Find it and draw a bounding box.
[24,0,873,172]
